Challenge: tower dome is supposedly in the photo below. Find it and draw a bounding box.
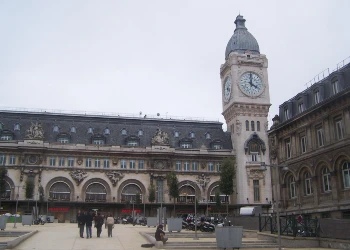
[225,15,260,59]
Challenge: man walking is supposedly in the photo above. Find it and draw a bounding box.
[77,211,86,238]
[85,212,93,238]
[94,212,104,238]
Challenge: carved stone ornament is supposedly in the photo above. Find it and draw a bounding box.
[105,171,124,186]
[196,174,210,190]
[69,170,88,186]
[22,154,44,165]
[236,120,242,135]
[151,129,169,145]
[25,122,44,140]
[200,161,206,169]
[20,167,42,182]
[112,158,119,166]
[76,157,83,165]
[247,169,266,186]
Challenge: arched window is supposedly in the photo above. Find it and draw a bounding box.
[289,176,296,198]
[0,181,11,200]
[14,123,21,131]
[121,128,127,135]
[104,128,110,135]
[342,162,350,188]
[177,184,195,203]
[304,172,312,195]
[209,185,228,203]
[205,133,211,139]
[121,184,142,202]
[86,183,107,202]
[257,121,260,131]
[174,131,179,138]
[87,127,93,134]
[49,182,71,201]
[53,125,59,133]
[138,129,143,136]
[251,121,255,131]
[331,77,339,95]
[190,132,195,138]
[245,120,249,131]
[70,126,77,133]
[322,167,331,192]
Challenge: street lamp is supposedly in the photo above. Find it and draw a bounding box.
[187,182,199,240]
[13,185,24,228]
[156,185,163,226]
[260,162,288,250]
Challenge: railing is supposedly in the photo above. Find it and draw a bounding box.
[259,215,320,237]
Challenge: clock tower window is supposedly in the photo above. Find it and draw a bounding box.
[257,121,260,131]
[251,121,255,131]
[245,120,249,131]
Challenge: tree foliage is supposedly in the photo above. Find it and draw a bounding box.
[215,192,221,208]
[219,157,236,215]
[25,180,34,200]
[135,192,141,205]
[167,171,179,217]
[148,182,156,203]
[0,168,8,195]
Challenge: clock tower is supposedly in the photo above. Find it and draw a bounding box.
[220,15,272,206]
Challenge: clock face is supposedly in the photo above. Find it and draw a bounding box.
[224,76,231,102]
[240,72,263,96]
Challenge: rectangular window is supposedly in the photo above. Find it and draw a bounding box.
[104,159,110,168]
[316,128,324,147]
[95,158,100,168]
[59,157,65,167]
[301,136,307,154]
[290,182,296,198]
[68,157,74,167]
[9,155,16,165]
[121,159,127,169]
[49,157,56,166]
[86,158,92,168]
[251,153,258,162]
[332,80,339,94]
[130,160,136,169]
[192,161,198,171]
[208,162,215,172]
[284,108,289,120]
[138,160,144,169]
[216,162,221,172]
[323,174,331,192]
[184,162,190,171]
[285,139,291,159]
[175,161,181,171]
[298,103,305,113]
[305,178,312,195]
[314,90,320,104]
[253,180,260,202]
[0,155,6,165]
[335,119,345,140]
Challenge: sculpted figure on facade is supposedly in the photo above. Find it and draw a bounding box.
[69,170,88,186]
[25,122,44,140]
[196,174,210,190]
[236,120,242,135]
[105,171,124,186]
[247,169,266,185]
[151,129,169,145]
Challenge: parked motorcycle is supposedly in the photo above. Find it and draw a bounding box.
[33,217,45,225]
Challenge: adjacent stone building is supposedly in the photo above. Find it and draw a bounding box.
[268,60,350,219]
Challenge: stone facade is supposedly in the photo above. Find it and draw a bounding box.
[268,62,350,219]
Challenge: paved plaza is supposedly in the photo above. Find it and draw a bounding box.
[1,223,339,250]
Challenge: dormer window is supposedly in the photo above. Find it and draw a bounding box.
[14,123,21,131]
[104,128,110,135]
[0,135,12,141]
[174,131,179,138]
[314,89,320,104]
[298,102,305,113]
[70,126,77,133]
[127,141,139,146]
[212,144,222,150]
[93,139,105,145]
[284,108,289,120]
[53,125,59,133]
[0,123,3,130]
[180,142,192,149]
[331,77,339,95]
[87,127,94,134]
[138,129,143,136]
[210,139,223,150]
[190,132,195,138]
[125,136,140,147]
[205,133,211,139]
[57,133,70,144]
[121,128,127,135]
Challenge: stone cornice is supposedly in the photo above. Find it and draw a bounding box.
[222,102,271,123]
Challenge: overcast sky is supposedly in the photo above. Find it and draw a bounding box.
[1,0,349,130]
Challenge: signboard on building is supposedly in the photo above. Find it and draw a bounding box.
[48,207,69,212]
[121,209,141,213]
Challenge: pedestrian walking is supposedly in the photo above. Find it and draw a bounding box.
[85,211,93,238]
[94,212,104,238]
[105,213,115,237]
[77,211,86,238]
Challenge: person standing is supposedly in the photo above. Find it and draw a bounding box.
[85,212,93,239]
[77,211,86,238]
[94,212,104,238]
[105,213,114,237]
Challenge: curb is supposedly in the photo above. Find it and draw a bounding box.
[140,232,163,248]
[7,230,38,249]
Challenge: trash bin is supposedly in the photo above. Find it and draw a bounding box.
[0,215,8,230]
[147,217,158,227]
[215,226,243,249]
[22,215,33,226]
[167,218,183,232]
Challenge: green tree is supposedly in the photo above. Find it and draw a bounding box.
[25,180,34,210]
[215,192,221,213]
[0,168,8,210]
[167,171,179,217]
[219,157,236,216]
[135,193,141,207]
[148,183,156,216]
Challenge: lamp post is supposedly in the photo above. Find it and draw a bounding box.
[187,182,198,240]
[13,185,24,228]
[260,162,288,250]
[156,185,163,226]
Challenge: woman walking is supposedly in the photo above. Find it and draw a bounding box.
[105,214,114,237]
